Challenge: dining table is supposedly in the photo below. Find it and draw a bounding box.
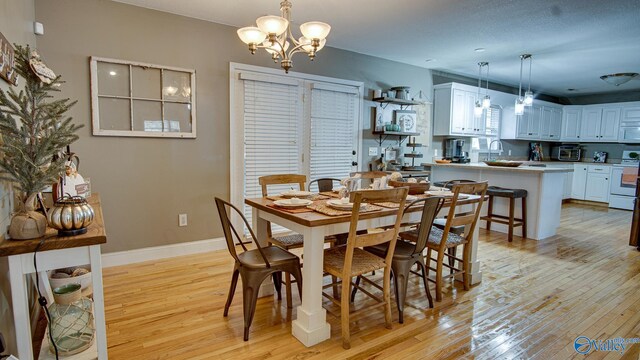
[244,191,484,347]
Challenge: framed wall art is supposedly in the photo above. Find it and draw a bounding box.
[394,110,417,133]
[0,32,18,85]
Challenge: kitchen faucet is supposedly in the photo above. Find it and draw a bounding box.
[487,139,503,161]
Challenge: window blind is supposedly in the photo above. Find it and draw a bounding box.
[243,78,302,226]
[309,87,358,181]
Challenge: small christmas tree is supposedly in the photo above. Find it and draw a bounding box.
[0,44,82,239]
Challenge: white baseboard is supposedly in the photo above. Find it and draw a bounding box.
[101,237,226,268]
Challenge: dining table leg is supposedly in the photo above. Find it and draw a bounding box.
[292,226,331,347]
[253,208,275,297]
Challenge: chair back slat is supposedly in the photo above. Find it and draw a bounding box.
[259,174,307,196]
[215,197,271,267]
[353,229,396,248]
[448,214,476,228]
[436,181,488,249]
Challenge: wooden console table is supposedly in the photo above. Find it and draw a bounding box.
[0,194,108,360]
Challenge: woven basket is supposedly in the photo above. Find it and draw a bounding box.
[388,180,430,195]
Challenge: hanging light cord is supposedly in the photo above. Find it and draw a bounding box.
[518,55,524,98]
[527,55,533,92]
[34,239,60,360]
[477,63,482,98]
[485,63,490,95]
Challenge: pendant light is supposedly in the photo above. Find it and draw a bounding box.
[515,54,530,116]
[524,54,534,106]
[474,62,484,117]
[482,62,491,108]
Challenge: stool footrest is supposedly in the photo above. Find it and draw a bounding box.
[481,216,524,227]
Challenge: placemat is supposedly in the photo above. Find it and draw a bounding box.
[319,191,341,199]
[308,202,382,216]
[266,203,315,214]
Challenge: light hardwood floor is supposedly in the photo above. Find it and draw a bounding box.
[102,203,640,359]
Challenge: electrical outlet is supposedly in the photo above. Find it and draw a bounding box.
[368,147,379,156]
[179,214,188,227]
[508,150,512,156]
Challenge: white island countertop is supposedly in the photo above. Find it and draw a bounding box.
[427,162,574,173]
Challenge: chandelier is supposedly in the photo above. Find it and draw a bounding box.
[237,0,331,73]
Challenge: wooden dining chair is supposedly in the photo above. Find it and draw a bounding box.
[259,174,335,307]
[420,181,487,301]
[322,187,408,349]
[308,177,341,193]
[215,197,302,341]
[351,196,445,323]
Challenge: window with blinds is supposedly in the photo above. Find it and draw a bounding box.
[309,86,358,181]
[472,105,502,152]
[243,78,302,224]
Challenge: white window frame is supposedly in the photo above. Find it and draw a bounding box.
[229,62,364,224]
[90,56,197,138]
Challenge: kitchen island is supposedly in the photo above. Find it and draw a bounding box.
[429,162,573,240]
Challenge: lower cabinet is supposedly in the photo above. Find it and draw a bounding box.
[571,164,611,202]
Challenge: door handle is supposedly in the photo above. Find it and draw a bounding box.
[352,161,358,166]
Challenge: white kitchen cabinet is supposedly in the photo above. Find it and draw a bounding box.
[564,171,573,199]
[571,164,588,200]
[585,165,611,202]
[540,107,563,141]
[572,164,611,202]
[515,105,542,139]
[580,106,602,141]
[561,107,582,141]
[434,83,483,136]
[578,106,620,142]
[600,107,620,141]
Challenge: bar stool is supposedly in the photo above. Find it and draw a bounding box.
[481,186,527,242]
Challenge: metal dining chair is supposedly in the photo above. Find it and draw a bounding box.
[215,197,303,341]
[308,177,341,193]
[352,196,445,323]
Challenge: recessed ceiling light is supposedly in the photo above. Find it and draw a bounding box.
[425,59,435,63]
[109,71,117,76]
[474,48,485,53]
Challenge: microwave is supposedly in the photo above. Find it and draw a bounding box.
[551,146,581,161]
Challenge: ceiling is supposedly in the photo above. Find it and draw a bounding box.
[113,0,640,97]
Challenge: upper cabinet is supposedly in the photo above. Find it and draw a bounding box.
[434,83,486,137]
[435,82,640,144]
[561,107,582,141]
[579,106,620,141]
[562,105,621,142]
[503,104,562,141]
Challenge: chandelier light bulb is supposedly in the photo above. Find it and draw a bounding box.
[524,91,534,106]
[237,27,267,45]
[299,37,326,52]
[300,22,331,40]
[256,15,289,36]
[482,95,491,109]
[515,98,525,116]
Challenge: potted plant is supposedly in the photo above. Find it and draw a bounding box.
[0,45,82,240]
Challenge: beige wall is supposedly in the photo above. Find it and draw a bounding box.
[0,0,36,354]
[34,0,433,253]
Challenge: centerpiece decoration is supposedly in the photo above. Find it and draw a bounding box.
[0,45,82,240]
